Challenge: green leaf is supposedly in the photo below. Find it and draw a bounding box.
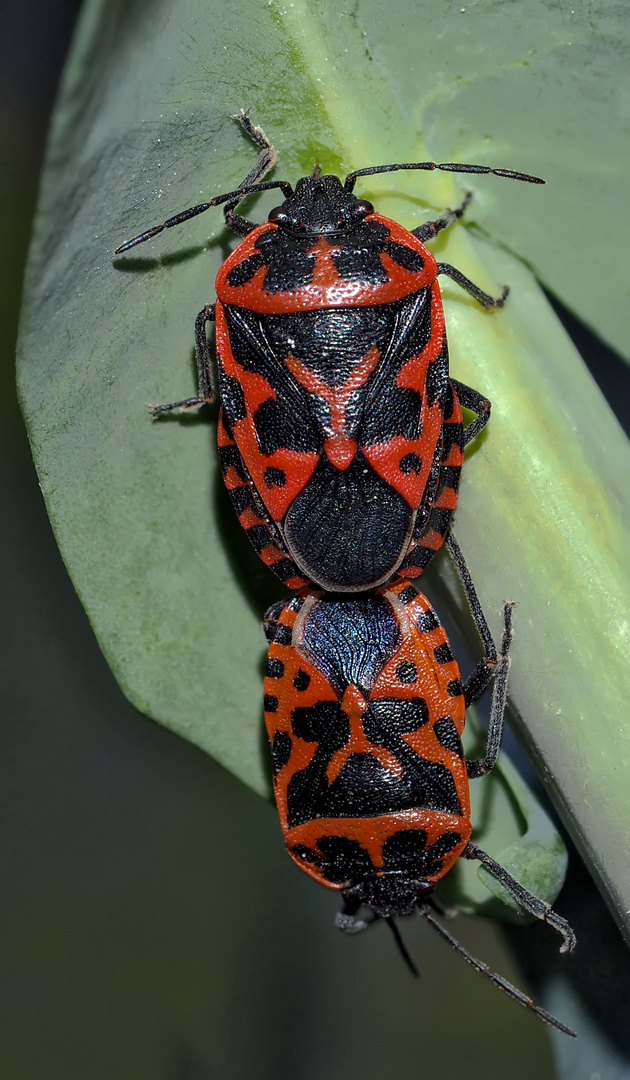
[344,0,630,362]
[17,0,630,932]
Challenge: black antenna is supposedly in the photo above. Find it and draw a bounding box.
[344,161,545,192]
[114,178,294,254]
[418,905,576,1037]
[385,917,419,978]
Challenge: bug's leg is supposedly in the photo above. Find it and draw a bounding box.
[263,601,286,642]
[412,191,473,242]
[194,303,217,399]
[222,198,263,236]
[225,110,279,235]
[465,602,514,778]
[461,845,577,955]
[233,109,276,160]
[427,895,459,920]
[446,530,498,690]
[418,905,576,1036]
[445,524,514,699]
[149,304,216,417]
[335,896,377,934]
[438,263,509,309]
[396,381,463,579]
[450,378,491,447]
[447,530,516,777]
[264,593,306,643]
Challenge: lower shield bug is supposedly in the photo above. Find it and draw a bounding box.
[262,532,575,1036]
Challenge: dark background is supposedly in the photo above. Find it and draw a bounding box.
[2,4,629,1078]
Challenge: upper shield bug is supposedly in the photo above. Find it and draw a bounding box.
[262,532,575,1036]
[116,112,545,592]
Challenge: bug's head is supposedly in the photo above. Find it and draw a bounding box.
[268,174,373,237]
[342,874,435,919]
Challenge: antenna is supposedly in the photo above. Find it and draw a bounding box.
[385,917,419,978]
[114,179,294,254]
[345,160,544,192]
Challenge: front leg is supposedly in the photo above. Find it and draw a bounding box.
[412,191,473,242]
[224,110,278,236]
[438,263,509,309]
[415,195,508,308]
[450,378,491,447]
[149,304,216,417]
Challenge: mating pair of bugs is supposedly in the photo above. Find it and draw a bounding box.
[116,111,575,1036]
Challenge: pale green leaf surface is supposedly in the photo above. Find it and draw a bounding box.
[435,232,630,939]
[17,0,629,930]
[350,0,630,362]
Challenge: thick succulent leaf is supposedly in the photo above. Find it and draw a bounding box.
[353,0,630,362]
[17,0,629,931]
[433,234,629,941]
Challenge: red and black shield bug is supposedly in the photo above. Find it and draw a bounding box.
[262,532,576,1036]
[116,113,545,592]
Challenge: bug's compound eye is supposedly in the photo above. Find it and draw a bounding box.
[268,205,288,222]
[355,199,374,215]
